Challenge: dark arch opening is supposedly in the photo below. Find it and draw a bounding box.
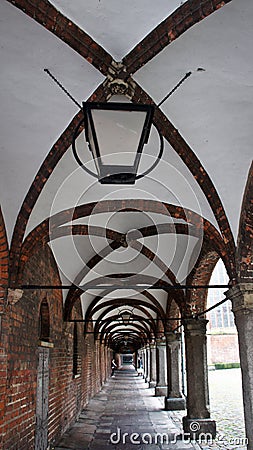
[73,322,78,377]
[39,297,50,342]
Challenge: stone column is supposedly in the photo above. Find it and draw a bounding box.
[100,343,105,384]
[95,340,100,391]
[226,284,253,450]
[133,351,138,369]
[145,345,151,383]
[107,348,111,378]
[149,344,157,388]
[140,348,145,379]
[183,318,216,438]
[155,338,167,396]
[165,332,186,410]
[142,347,146,379]
[139,349,144,378]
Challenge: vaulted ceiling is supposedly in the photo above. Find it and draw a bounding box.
[1,0,252,350]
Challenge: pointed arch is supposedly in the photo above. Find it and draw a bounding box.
[236,162,253,281]
[0,207,9,310]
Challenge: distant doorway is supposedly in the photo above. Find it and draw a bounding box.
[121,354,133,364]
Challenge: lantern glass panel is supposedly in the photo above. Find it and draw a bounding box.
[86,116,100,174]
[91,109,147,166]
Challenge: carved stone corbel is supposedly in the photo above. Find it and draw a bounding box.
[7,288,23,305]
[103,61,136,99]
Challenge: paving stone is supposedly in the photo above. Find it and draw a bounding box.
[69,424,96,435]
[89,443,114,449]
[54,448,78,450]
[96,428,113,434]
[54,366,202,450]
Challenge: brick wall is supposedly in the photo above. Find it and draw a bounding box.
[0,207,9,448]
[0,332,7,449]
[207,334,240,365]
[2,244,111,450]
[0,208,8,309]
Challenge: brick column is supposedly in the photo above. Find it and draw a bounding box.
[226,284,253,450]
[183,318,216,438]
[149,344,157,388]
[155,338,167,396]
[165,332,186,410]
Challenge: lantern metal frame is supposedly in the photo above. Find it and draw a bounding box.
[72,101,164,184]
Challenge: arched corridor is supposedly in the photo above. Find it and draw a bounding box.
[0,0,252,449]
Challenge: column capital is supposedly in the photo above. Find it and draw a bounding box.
[156,336,166,346]
[183,318,208,336]
[225,283,253,313]
[165,332,181,344]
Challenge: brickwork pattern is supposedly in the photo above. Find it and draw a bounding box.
[2,244,110,450]
[207,334,240,365]
[0,207,8,310]
[0,208,9,447]
[186,247,221,313]
[236,162,253,281]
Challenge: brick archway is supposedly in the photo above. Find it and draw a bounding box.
[0,207,8,310]
[236,162,253,282]
[186,247,221,314]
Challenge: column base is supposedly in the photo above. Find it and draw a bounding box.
[183,417,216,439]
[149,381,156,388]
[155,386,167,396]
[165,396,186,410]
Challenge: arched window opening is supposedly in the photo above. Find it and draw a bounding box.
[206,259,239,369]
[39,298,50,342]
[207,259,233,330]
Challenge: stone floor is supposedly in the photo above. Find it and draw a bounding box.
[54,365,202,450]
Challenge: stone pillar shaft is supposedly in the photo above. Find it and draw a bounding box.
[149,344,157,388]
[165,333,185,410]
[183,318,215,438]
[146,345,151,383]
[142,348,146,379]
[139,349,145,378]
[155,339,167,396]
[226,284,253,450]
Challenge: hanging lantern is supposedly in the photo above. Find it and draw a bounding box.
[72,101,163,184]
